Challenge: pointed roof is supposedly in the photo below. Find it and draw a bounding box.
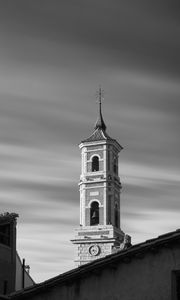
[81,88,122,150]
[81,128,115,143]
[94,87,106,131]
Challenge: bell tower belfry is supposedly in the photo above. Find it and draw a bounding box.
[72,89,129,267]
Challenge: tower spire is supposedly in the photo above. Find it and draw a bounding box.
[94,86,106,131]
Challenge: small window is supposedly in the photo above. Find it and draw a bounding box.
[0,224,10,247]
[113,157,117,174]
[115,204,118,228]
[108,151,110,171]
[108,196,112,224]
[172,270,180,300]
[92,156,99,172]
[90,202,99,226]
[3,280,8,295]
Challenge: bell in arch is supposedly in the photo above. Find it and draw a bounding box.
[90,201,99,225]
[92,210,98,219]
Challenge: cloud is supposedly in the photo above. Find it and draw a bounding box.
[0,1,180,76]
[123,209,180,244]
[0,0,180,282]
[17,223,75,282]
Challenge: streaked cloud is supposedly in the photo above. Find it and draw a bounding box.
[0,0,180,283]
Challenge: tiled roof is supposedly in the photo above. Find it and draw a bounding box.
[81,128,116,143]
[10,229,180,299]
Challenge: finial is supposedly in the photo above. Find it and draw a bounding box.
[94,86,106,131]
[98,85,103,105]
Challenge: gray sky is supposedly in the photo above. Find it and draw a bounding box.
[0,0,180,282]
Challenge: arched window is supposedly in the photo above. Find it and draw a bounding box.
[90,202,99,225]
[92,156,99,172]
[115,204,118,228]
[113,157,117,174]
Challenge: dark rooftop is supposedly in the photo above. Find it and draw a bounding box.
[10,228,180,299]
[0,212,19,224]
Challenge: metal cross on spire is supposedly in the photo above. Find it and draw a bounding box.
[98,85,103,105]
[96,85,104,105]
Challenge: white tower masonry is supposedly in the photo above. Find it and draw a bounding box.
[71,88,131,267]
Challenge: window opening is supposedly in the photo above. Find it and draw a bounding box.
[113,157,117,174]
[108,196,112,224]
[0,224,10,247]
[90,202,99,225]
[3,280,8,295]
[92,156,99,172]
[108,151,110,171]
[115,204,118,228]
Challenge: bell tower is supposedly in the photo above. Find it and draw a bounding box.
[72,88,129,267]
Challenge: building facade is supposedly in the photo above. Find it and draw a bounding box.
[72,90,130,266]
[0,213,17,295]
[0,213,34,296]
[10,229,180,300]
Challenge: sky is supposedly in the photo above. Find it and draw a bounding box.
[0,0,180,283]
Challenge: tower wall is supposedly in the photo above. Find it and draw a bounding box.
[72,139,125,266]
[71,95,128,266]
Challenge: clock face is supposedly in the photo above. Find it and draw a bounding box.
[89,245,100,256]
